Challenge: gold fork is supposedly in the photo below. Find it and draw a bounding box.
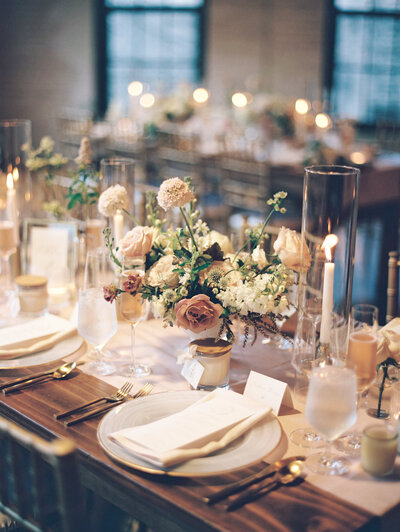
[55,381,134,420]
[64,383,153,427]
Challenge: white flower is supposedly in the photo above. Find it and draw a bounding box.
[251,246,268,268]
[273,227,311,272]
[39,136,54,153]
[146,255,180,288]
[75,136,92,165]
[98,185,128,217]
[48,153,68,167]
[157,177,194,210]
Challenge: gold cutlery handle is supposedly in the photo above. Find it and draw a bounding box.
[2,375,52,395]
[0,370,53,390]
[64,403,117,426]
[226,476,278,511]
[55,398,107,420]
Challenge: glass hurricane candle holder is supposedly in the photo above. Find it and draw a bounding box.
[295,165,360,362]
[0,120,32,219]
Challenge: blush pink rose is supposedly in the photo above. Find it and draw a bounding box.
[175,294,223,333]
[118,226,153,258]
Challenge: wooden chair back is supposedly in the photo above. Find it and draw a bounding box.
[387,251,400,323]
[0,417,86,532]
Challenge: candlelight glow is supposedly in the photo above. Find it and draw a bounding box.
[232,92,248,108]
[12,167,19,181]
[350,151,366,165]
[6,173,14,190]
[315,113,331,129]
[140,93,155,108]
[295,98,310,115]
[322,234,338,261]
[128,81,143,96]
[193,88,209,104]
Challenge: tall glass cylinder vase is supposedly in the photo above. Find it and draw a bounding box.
[100,157,135,244]
[0,120,32,219]
[295,165,360,365]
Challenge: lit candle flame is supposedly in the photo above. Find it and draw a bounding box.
[13,167,19,181]
[322,234,338,261]
[6,173,14,190]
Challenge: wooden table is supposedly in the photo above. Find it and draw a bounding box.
[0,326,398,532]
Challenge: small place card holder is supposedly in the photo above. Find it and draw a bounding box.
[243,370,293,416]
[22,219,79,306]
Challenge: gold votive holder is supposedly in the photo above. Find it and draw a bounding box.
[15,275,48,315]
[361,424,398,477]
[189,338,232,390]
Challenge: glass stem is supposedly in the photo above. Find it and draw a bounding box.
[0,256,12,290]
[130,322,137,374]
[94,344,105,364]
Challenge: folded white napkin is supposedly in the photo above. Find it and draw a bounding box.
[109,389,272,468]
[0,314,76,359]
[377,318,400,364]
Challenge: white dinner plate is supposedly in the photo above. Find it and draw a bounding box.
[0,335,83,369]
[97,390,282,477]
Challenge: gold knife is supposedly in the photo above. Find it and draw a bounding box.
[203,455,305,505]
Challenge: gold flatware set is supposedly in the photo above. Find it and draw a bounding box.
[0,362,153,425]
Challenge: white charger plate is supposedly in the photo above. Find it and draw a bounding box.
[97,390,282,477]
[0,335,83,369]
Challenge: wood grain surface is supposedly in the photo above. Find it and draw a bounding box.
[0,367,379,532]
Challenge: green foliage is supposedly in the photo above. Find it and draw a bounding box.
[67,166,100,210]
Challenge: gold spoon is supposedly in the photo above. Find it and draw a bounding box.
[226,459,304,511]
[2,362,77,395]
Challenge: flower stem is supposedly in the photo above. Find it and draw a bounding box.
[233,207,276,263]
[122,208,141,227]
[180,207,198,251]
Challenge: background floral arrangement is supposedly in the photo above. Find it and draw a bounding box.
[100,177,304,344]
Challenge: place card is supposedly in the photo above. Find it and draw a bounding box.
[181,359,205,389]
[244,370,293,415]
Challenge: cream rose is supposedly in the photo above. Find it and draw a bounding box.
[273,227,311,272]
[175,294,223,333]
[118,226,154,258]
[202,231,234,255]
[145,255,180,288]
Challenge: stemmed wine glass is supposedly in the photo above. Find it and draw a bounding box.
[78,249,118,376]
[336,304,378,453]
[305,365,357,475]
[119,258,151,377]
[0,200,18,321]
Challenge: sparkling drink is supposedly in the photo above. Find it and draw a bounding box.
[120,291,145,324]
[78,288,117,347]
[347,331,377,392]
[306,366,357,441]
[0,220,16,256]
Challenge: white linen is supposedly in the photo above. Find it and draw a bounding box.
[0,314,76,358]
[109,388,272,467]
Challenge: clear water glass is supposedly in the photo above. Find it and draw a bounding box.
[305,365,357,475]
[78,248,118,375]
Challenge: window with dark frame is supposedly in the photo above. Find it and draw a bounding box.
[103,0,206,113]
[329,0,400,126]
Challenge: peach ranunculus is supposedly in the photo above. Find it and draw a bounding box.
[118,226,154,258]
[273,227,311,272]
[175,294,223,333]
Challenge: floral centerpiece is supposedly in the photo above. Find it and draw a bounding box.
[100,177,304,345]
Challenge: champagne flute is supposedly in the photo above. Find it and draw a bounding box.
[0,202,17,291]
[119,259,150,377]
[336,304,378,453]
[78,249,118,376]
[305,365,357,475]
